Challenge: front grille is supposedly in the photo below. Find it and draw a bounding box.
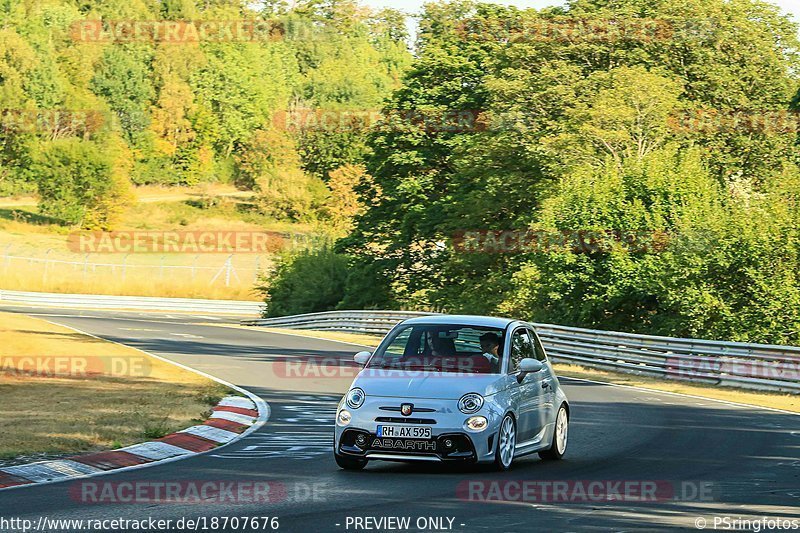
[338,429,476,462]
[375,417,437,424]
[379,406,436,412]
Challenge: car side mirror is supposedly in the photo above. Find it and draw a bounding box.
[354,351,371,366]
[517,358,543,382]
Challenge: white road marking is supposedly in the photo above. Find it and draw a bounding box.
[212,400,336,460]
[25,313,102,319]
[218,432,333,460]
[169,333,204,339]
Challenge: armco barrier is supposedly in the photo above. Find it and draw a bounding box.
[242,311,800,394]
[0,289,263,315]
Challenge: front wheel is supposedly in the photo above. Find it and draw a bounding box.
[493,414,516,471]
[335,452,368,471]
[539,404,568,460]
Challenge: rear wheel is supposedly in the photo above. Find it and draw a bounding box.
[539,404,568,460]
[334,452,367,471]
[493,415,516,471]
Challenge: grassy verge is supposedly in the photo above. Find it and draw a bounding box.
[0,312,232,461]
[242,327,799,414]
[553,364,799,413]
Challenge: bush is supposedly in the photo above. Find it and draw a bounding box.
[259,247,350,317]
[498,148,800,345]
[0,164,36,197]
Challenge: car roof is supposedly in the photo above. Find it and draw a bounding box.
[399,314,519,329]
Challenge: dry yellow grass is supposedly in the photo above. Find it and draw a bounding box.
[0,312,231,460]
[239,327,800,414]
[0,184,321,300]
[0,262,264,301]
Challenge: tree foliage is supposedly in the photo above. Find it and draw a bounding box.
[0,0,410,225]
[329,0,800,344]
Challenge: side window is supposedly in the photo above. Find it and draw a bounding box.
[529,329,547,362]
[509,329,535,372]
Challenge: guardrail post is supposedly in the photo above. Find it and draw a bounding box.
[122,254,129,281]
[253,256,260,283]
[209,255,235,286]
[225,255,233,287]
[3,244,11,274]
[42,249,52,285]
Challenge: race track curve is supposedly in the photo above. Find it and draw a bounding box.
[0,306,797,532]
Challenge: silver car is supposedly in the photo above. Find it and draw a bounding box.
[334,315,570,471]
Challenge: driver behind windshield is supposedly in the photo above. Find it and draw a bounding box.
[479,332,501,371]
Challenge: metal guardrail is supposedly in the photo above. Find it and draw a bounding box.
[0,289,263,315]
[243,311,800,394]
[242,310,438,335]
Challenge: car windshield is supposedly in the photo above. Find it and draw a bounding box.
[367,324,506,374]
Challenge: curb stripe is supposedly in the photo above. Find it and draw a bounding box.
[180,425,240,443]
[1,460,101,484]
[213,406,259,417]
[218,397,257,409]
[204,418,249,434]
[0,472,33,489]
[209,410,256,425]
[158,433,219,453]
[70,451,153,470]
[120,441,195,461]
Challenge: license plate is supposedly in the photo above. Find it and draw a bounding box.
[376,425,432,439]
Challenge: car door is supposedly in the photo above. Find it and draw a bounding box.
[529,327,556,429]
[508,328,545,444]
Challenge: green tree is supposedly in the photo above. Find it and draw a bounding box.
[32,136,132,228]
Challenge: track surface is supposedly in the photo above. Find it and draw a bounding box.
[0,306,798,532]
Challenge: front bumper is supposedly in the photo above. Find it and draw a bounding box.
[334,397,502,464]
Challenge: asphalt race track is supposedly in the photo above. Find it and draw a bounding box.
[0,306,798,532]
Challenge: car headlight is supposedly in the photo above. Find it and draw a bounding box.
[465,416,488,432]
[346,388,365,409]
[337,409,352,426]
[458,393,484,414]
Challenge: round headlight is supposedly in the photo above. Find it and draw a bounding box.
[346,388,365,409]
[458,393,484,414]
[337,409,352,426]
[466,416,488,432]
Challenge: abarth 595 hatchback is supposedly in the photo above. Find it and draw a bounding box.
[334,315,569,470]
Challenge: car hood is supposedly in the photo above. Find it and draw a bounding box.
[353,369,508,400]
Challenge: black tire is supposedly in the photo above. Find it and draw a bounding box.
[335,452,368,471]
[493,414,517,471]
[539,403,568,461]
